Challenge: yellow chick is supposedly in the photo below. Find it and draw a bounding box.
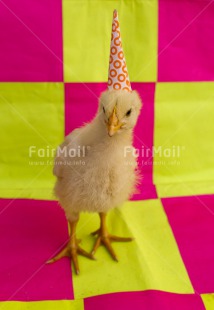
[47,89,142,274]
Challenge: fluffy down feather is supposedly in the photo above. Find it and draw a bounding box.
[53,90,142,221]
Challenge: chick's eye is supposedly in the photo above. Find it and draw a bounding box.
[126,109,132,117]
[103,106,105,114]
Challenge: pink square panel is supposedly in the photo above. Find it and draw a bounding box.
[162,195,214,294]
[0,199,73,301]
[158,0,214,81]
[0,0,63,81]
[65,83,157,200]
[84,290,205,310]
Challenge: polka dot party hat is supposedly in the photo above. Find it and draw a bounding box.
[108,10,132,92]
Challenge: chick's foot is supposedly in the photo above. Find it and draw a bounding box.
[91,212,133,261]
[46,220,94,275]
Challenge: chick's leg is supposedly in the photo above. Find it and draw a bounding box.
[91,212,133,261]
[47,216,94,275]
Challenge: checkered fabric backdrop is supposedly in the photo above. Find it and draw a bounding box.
[0,0,214,309]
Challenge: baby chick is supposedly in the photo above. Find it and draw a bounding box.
[47,89,142,274]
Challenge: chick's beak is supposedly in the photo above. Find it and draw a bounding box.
[107,106,123,137]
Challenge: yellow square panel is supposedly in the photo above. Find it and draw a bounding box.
[201,294,214,310]
[63,0,157,82]
[0,300,84,310]
[73,199,193,299]
[0,83,64,200]
[154,82,214,197]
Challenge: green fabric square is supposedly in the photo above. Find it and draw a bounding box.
[0,83,64,200]
[63,0,158,82]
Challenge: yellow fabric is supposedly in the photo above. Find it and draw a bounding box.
[63,0,157,82]
[154,82,214,197]
[73,199,193,299]
[0,300,84,310]
[0,83,64,200]
[201,294,214,310]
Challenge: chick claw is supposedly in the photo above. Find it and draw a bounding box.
[46,239,95,275]
[91,229,133,261]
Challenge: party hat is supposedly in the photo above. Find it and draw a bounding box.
[107,10,132,92]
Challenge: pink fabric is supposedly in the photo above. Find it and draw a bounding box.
[132,83,157,200]
[84,290,205,310]
[0,0,63,81]
[0,199,73,301]
[65,82,157,200]
[158,0,214,81]
[65,83,107,136]
[162,195,214,293]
